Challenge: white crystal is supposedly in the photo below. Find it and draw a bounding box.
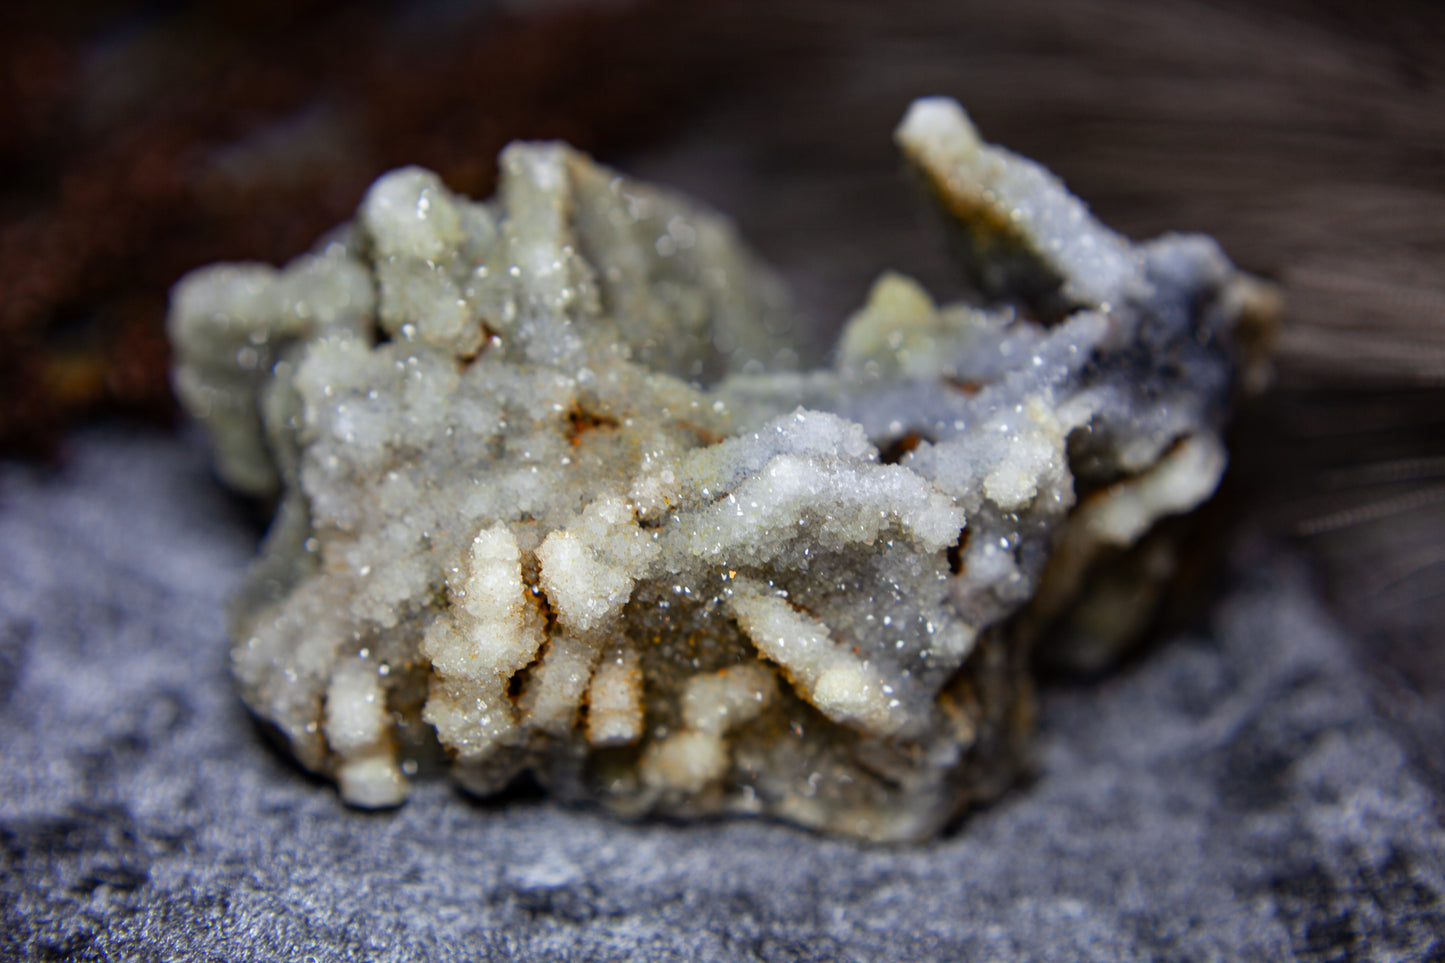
[169,98,1269,839]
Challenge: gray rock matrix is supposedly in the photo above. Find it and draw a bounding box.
[168,97,1272,840]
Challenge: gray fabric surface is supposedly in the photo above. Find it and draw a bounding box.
[2,428,1443,961]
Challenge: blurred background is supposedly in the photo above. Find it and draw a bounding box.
[3,0,1443,777]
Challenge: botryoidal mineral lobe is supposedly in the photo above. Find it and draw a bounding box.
[169,98,1275,841]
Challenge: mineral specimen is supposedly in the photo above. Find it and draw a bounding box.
[170,97,1273,841]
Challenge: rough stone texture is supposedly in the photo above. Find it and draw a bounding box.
[166,98,1273,840]
[3,428,1443,960]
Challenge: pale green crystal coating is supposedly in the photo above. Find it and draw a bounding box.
[170,98,1268,840]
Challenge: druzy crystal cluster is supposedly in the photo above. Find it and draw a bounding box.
[170,98,1271,840]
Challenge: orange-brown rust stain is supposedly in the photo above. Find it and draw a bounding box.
[944,376,984,397]
[918,165,1023,252]
[566,405,620,446]
[880,432,927,464]
[784,597,822,622]
[678,420,725,446]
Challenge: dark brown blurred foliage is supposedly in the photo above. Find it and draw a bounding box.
[0,0,702,455]
[4,0,1444,751]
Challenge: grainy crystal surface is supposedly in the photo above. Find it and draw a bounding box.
[169,98,1272,840]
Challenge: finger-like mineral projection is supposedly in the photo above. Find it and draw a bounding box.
[170,97,1274,841]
